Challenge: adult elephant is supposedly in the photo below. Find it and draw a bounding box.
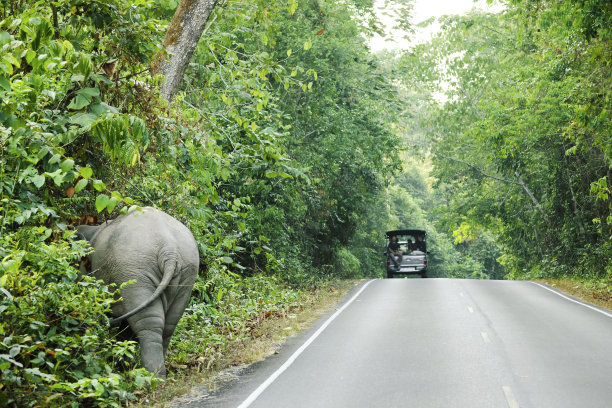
[77,207,199,378]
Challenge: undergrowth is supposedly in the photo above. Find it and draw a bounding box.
[167,272,302,373]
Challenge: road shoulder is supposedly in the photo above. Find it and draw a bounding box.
[534,278,612,311]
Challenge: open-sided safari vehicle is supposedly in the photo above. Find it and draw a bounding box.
[385,229,428,279]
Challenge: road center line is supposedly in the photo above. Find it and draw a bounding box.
[236,279,375,408]
[530,282,612,318]
[502,386,520,408]
[481,332,490,343]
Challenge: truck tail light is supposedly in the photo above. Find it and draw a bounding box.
[424,260,427,265]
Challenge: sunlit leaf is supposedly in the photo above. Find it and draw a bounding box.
[74,178,88,193]
[95,194,110,213]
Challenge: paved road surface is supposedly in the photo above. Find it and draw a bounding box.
[174,279,612,408]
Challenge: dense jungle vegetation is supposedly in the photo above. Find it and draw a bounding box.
[0,0,610,405]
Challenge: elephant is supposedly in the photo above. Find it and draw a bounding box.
[76,207,199,378]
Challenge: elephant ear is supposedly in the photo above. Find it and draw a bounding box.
[75,224,100,242]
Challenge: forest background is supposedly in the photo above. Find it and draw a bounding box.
[0,0,610,406]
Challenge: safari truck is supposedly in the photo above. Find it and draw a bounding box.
[385,229,428,278]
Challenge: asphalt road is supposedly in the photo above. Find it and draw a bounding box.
[174,279,612,408]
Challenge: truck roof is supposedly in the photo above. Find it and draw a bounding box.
[385,229,426,237]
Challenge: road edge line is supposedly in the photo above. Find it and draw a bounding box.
[236,279,376,408]
[502,386,520,408]
[530,282,612,318]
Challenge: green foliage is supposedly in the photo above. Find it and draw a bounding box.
[0,229,157,407]
[334,248,362,279]
[170,0,405,280]
[0,1,166,405]
[0,4,152,228]
[400,3,611,281]
[266,0,402,269]
[169,270,301,369]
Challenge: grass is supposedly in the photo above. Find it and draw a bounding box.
[535,277,612,311]
[131,279,360,407]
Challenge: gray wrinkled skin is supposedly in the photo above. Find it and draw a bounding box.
[77,207,199,378]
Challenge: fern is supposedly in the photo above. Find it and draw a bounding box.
[91,113,149,166]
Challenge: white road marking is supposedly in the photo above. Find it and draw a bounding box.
[236,279,375,408]
[467,306,474,313]
[531,282,612,318]
[502,386,520,408]
[481,332,490,344]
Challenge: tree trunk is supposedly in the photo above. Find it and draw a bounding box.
[514,171,545,216]
[562,153,586,235]
[152,0,218,102]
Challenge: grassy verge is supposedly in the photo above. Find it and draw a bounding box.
[535,277,612,311]
[132,279,360,407]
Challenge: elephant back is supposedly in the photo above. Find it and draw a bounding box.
[88,207,199,284]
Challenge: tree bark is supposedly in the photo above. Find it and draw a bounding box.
[514,171,544,215]
[152,0,218,102]
[562,153,586,235]
[436,153,518,185]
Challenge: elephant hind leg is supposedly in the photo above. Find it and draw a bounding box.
[137,327,166,378]
[127,302,167,378]
[162,281,194,356]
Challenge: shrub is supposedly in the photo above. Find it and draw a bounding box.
[0,228,158,407]
[167,270,301,370]
[334,247,362,279]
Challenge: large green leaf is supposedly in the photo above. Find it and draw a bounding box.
[67,94,90,110]
[74,178,88,193]
[95,194,110,213]
[69,112,98,128]
[31,174,45,188]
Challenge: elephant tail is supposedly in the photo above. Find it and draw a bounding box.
[108,259,178,327]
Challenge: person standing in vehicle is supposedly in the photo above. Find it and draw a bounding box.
[388,235,403,270]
